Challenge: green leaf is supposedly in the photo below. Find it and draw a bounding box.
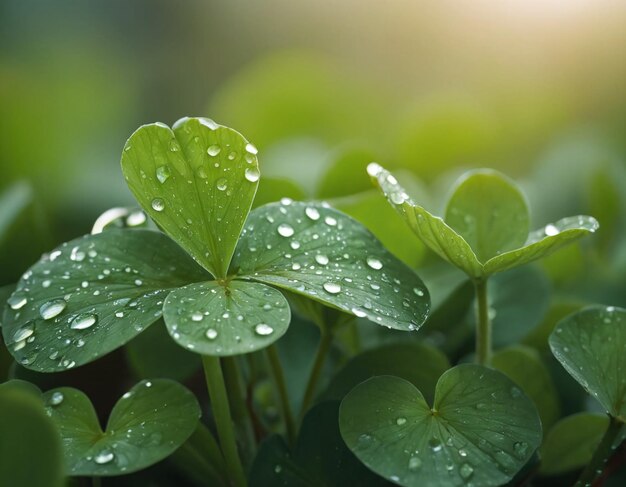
[0,387,64,487]
[163,280,291,356]
[368,163,483,278]
[43,379,201,476]
[483,216,599,275]
[492,346,561,431]
[539,413,609,475]
[322,343,450,405]
[2,229,208,372]
[232,200,430,331]
[0,379,42,398]
[445,169,529,262]
[549,305,626,421]
[121,117,260,278]
[339,364,542,487]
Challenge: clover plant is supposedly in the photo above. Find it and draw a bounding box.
[0,117,622,487]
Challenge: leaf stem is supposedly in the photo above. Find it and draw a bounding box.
[202,355,247,487]
[299,331,333,422]
[575,415,623,487]
[474,278,492,366]
[266,345,297,446]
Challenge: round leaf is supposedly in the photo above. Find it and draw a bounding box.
[444,169,529,262]
[231,200,430,331]
[368,163,483,278]
[549,305,626,420]
[0,388,64,487]
[43,379,201,476]
[339,364,542,487]
[121,117,260,277]
[2,229,208,372]
[163,280,291,356]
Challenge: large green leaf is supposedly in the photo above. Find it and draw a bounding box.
[444,169,529,262]
[43,379,201,476]
[322,343,450,405]
[367,163,483,278]
[549,305,626,421]
[339,364,542,487]
[2,229,208,372]
[0,387,64,487]
[121,117,260,278]
[539,413,609,475]
[492,346,560,431]
[231,200,430,331]
[163,280,290,356]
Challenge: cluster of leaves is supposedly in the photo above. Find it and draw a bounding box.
[0,117,624,487]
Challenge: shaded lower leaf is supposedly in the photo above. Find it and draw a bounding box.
[232,200,430,331]
[539,413,609,476]
[492,346,561,431]
[2,229,208,372]
[249,435,311,487]
[339,364,542,487]
[322,343,450,405]
[0,387,64,487]
[549,305,626,420]
[43,379,201,476]
[163,280,291,356]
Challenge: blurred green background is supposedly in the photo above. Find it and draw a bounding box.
[1,0,625,288]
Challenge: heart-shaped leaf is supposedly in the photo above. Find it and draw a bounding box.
[339,364,542,487]
[369,163,599,278]
[445,169,529,262]
[0,386,64,487]
[539,413,609,475]
[43,379,201,476]
[549,305,626,421]
[231,200,430,331]
[322,343,450,405]
[2,229,208,372]
[367,163,483,278]
[121,117,260,278]
[163,280,290,356]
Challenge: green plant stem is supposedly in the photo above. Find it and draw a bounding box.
[222,357,256,466]
[202,356,247,487]
[575,416,623,487]
[266,345,297,446]
[299,331,333,422]
[474,278,491,366]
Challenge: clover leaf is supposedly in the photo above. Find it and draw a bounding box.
[339,364,542,487]
[43,379,201,476]
[368,163,598,279]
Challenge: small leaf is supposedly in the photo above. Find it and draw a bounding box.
[368,163,483,278]
[339,364,542,487]
[121,117,260,277]
[163,280,290,356]
[322,343,450,404]
[2,229,208,372]
[549,305,626,420]
[483,216,599,275]
[43,379,201,476]
[231,200,430,331]
[492,346,560,431]
[445,169,529,262]
[539,413,609,475]
[0,387,64,487]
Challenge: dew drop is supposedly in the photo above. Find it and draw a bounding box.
[151,198,165,212]
[216,178,228,191]
[408,457,422,471]
[324,216,337,226]
[315,254,329,265]
[245,143,258,155]
[156,165,171,184]
[94,450,115,465]
[207,145,221,156]
[428,437,442,452]
[545,224,559,236]
[49,391,64,406]
[191,312,204,322]
[13,325,34,343]
[323,282,341,294]
[255,323,274,336]
[459,463,474,479]
[396,417,407,426]
[277,223,295,237]
[413,287,425,297]
[305,207,320,221]
[71,313,98,330]
[8,294,28,310]
[244,167,260,182]
[366,256,383,270]
[206,328,218,340]
[40,299,67,320]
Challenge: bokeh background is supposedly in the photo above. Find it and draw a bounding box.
[1,0,625,288]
